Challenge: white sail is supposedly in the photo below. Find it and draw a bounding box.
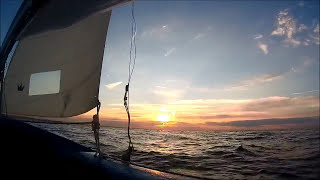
[1,1,116,117]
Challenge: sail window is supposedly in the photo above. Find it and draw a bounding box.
[29,70,61,96]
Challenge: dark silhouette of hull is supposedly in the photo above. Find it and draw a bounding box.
[0,116,193,179]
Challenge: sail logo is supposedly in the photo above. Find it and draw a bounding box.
[17,83,24,91]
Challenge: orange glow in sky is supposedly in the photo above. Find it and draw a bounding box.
[75,1,319,131]
[77,95,319,130]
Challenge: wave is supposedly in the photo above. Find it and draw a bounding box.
[237,136,265,140]
[236,145,257,156]
[247,144,272,150]
[30,123,320,179]
[209,145,232,149]
[290,153,320,161]
[205,150,230,156]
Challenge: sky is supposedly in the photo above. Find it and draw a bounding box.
[1,0,319,130]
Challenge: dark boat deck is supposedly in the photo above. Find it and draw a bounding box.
[0,117,194,179]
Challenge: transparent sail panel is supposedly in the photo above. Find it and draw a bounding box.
[29,70,61,96]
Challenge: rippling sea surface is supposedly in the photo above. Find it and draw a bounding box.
[29,123,319,179]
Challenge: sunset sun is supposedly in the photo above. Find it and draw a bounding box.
[157,114,170,123]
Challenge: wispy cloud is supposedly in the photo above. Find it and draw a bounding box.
[152,89,182,98]
[258,42,269,54]
[290,57,316,73]
[225,57,315,92]
[217,57,315,92]
[105,81,122,90]
[253,33,268,54]
[172,95,319,122]
[140,24,171,40]
[292,89,319,95]
[164,47,176,56]
[152,88,184,99]
[191,72,285,93]
[225,73,283,91]
[190,25,213,43]
[194,33,205,40]
[80,95,319,130]
[206,117,319,128]
[253,34,263,40]
[309,24,319,45]
[314,24,319,33]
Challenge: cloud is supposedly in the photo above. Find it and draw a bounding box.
[225,73,283,91]
[140,24,171,40]
[252,33,268,54]
[298,24,308,32]
[290,57,316,73]
[258,42,269,54]
[152,88,184,98]
[309,24,320,45]
[253,34,263,39]
[284,38,301,46]
[79,94,319,130]
[151,79,190,100]
[206,117,319,127]
[242,96,291,111]
[99,116,319,130]
[193,59,308,93]
[199,112,269,120]
[292,89,319,95]
[314,24,319,33]
[190,25,213,43]
[172,95,319,123]
[271,9,301,47]
[105,81,122,90]
[194,33,205,40]
[153,89,180,98]
[271,9,296,37]
[164,47,176,56]
[302,38,311,46]
[242,96,319,115]
[271,9,318,47]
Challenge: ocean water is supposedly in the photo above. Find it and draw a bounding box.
[29,123,319,179]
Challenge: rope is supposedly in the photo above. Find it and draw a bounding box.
[122,1,137,162]
[128,1,137,84]
[97,100,101,116]
[94,100,101,156]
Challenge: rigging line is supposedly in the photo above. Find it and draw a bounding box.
[128,1,137,84]
[123,1,136,161]
[127,2,137,144]
[3,63,8,117]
